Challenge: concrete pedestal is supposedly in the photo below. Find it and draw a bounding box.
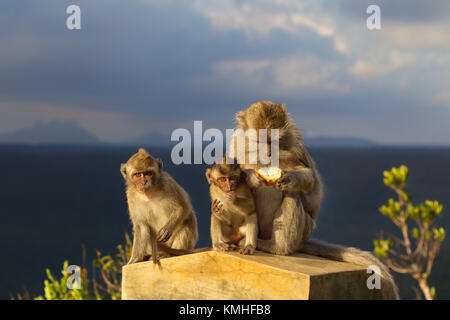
[122,250,388,300]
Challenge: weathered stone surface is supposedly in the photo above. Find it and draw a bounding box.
[122,250,385,300]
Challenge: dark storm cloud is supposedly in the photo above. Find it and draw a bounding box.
[0,0,344,116]
[0,0,223,115]
[0,0,449,143]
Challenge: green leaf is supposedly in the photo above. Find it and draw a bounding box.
[382,165,409,189]
[430,286,436,299]
[373,239,393,259]
[433,227,446,242]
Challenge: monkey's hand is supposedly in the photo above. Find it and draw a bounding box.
[239,244,255,255]
[276,169,316,192]
[213,199,234,226]
[157,224,174,243]
[212,199,225,215]
[244,169,266,188]
[275,171,299,192]
[213,242,231,251]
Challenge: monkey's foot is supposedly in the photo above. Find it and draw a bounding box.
[213,242,231,251]
[239,245,255,255]
[142,254,161,264]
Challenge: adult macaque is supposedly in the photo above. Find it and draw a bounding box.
[206,158,257,255]
[120,148,199,264]
[230,101,399,299]
[231,100,323,256]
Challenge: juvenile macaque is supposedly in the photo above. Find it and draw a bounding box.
[206,158,257,255]
[120,148,199,264]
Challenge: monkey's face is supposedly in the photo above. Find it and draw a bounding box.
[121,148,163,193]
[206,159,242,195]
[246,136,272,166]
[234,101,289,166]
[131,170,154,192]
[215,174,240,194]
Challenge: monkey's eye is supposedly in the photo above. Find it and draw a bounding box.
[217,177,227,183]
[134,172,143,178]
[143,171,153,177]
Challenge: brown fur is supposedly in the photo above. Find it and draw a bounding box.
[121,148,199,264]
[206,158,258,255]
[231,101,323,254]
[231,101,399,299]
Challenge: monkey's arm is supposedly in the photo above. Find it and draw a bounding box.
[128,223,152,264]
[275,166,315,193]
[211,211,229,251]
[240,212,257,255]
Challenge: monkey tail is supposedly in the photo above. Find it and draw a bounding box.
[157,243,211,256]
[300,238,400,300]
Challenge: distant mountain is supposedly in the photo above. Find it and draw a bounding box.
[126,131,173,147]
[0,121,99,145]
[127,132,378,148]
[0,122,378,147]
[304,136,378,147]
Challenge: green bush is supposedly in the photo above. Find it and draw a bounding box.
[374,165,445,300]
[15,234,132,300]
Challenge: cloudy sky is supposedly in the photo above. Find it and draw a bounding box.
[1,0,449,144]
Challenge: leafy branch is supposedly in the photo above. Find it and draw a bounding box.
[374,165,445,300]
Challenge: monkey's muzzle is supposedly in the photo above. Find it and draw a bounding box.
[136,178,151,191]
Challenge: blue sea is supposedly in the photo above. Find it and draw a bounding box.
[1,145,449,299]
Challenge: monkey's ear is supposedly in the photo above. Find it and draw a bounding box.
[156,158,163,171]
[120,163,127,179]
[235,110,245,123]
[205,168,212,184]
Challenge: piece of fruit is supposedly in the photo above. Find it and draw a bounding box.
[255,167,282,184]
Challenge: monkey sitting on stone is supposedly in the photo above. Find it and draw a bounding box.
[206,158,257,255]
[230,100,322,256]
[230,100,399,299]
[120,148,199,264]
